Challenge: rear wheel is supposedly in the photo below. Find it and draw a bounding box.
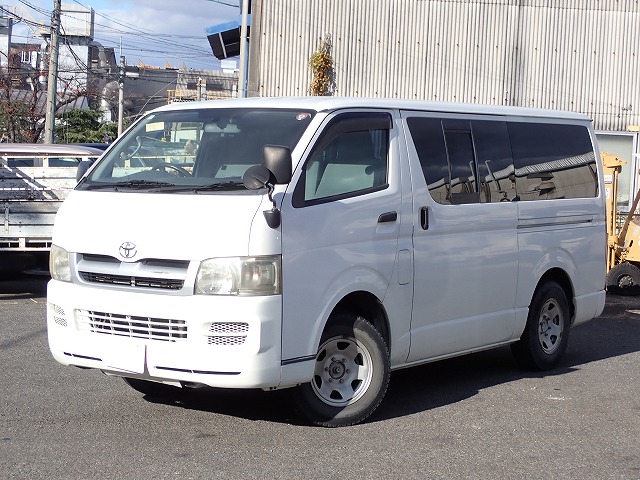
[606,262,640,295]
[293,314,390,427]
[511,282,570,370]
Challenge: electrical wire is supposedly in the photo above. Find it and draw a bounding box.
[8,0,238,69]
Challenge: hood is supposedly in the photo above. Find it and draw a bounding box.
[53,190,264,261]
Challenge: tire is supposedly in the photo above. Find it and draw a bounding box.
[606,262,640,295]
[293,314,390,427]
[511,282,570,371]
[122,377,182,397]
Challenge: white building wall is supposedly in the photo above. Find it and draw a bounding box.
[248,0,640,131]
[57,43,89,93]
[0,18,12,67]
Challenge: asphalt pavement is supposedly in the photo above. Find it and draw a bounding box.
[1,273,639,480]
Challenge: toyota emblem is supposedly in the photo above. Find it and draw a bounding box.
[119,242,137,259]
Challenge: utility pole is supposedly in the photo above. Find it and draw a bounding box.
[118,55,124,136]
[117,56,139,136]
[238,0,249,98]
[43,0,61,143]
[197,77,205,101]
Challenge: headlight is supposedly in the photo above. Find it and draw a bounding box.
[50,244,71,282]
[195,256,281,296]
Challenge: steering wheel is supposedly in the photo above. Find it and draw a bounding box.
[151,163,192,177]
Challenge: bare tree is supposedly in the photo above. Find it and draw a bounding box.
[0,54,46,142]
[0,52,102,143]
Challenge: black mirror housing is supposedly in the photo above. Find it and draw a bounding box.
[262,145,292,184]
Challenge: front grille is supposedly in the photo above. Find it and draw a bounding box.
[77,255,189,292]
[77,310,187,342]
[49,303,67,327]
[80,272,184,290]
[208,322,249,334]
[207,336,247,346]
[207,322,248,346]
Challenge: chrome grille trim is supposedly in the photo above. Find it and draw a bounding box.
[76,310,187,342]
[76,255,190,292]
[80,272,184,290]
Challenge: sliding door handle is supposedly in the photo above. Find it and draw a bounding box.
[420,207,429,230]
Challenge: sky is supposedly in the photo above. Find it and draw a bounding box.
[1,0,241,69]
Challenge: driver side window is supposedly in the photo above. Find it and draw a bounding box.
[302,127,389,204]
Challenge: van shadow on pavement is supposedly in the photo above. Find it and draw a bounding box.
[141,293,640,426]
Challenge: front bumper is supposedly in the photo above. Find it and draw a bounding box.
[47,279,284,389]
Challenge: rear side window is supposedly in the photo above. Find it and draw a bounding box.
[508,122,598,200]
[443,119,479,204]
[406,117,450,204]
[472,120,515,203]
[407,115,597,204]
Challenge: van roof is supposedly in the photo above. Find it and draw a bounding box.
[0,143,104,156]
[154,96,592,122]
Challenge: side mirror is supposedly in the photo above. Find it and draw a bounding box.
[242,145,292,230]
[76,159,96,181]
[242,164,281,229]
[243,165,272,190]
[262,145,292,184]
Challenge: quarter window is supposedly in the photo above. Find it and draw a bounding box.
[509,122,598,200]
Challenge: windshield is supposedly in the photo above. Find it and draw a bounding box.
[78,108,315,192]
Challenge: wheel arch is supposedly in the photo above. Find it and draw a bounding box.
[327,290,391,351]
[534,268,575,323]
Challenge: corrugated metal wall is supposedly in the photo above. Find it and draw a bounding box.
[248,0,640,131]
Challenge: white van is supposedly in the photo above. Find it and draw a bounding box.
[47,97,606,427]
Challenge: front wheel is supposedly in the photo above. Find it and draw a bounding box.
[511,282,570,371]
[293,314,390,427]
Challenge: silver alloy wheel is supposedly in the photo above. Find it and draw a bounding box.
[312,335,374,407]
[537,298,563,354]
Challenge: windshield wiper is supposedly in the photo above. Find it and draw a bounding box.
[194,181,246,192]
[161,181,247,193]
[82,180,176,191]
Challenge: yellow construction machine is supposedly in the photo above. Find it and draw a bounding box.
[603,152,640,294]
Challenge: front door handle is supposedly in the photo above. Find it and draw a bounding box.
[378,211,398,223]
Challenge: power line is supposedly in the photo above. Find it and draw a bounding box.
[9,0,238,68]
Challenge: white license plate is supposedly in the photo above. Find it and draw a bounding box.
[102,342,145,374]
